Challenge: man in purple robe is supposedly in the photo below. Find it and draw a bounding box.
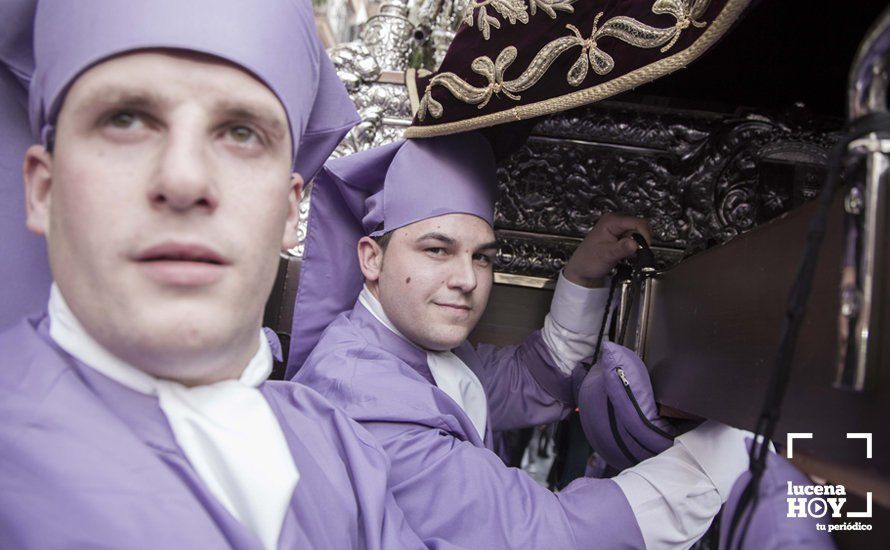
[291,134,758,549]
[0,1,452,548]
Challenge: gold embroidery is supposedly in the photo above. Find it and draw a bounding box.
[530,0,577,19]
[406,0,749,137]
[462,0,576,40]
[463,0,528,41]
[417,0,713,121]
[652,0,710,50]
[506,36,580,90]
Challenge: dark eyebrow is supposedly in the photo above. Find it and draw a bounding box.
[415,232,456,246]
[75,86,167,111]
[415,233,499,252]
[475,241,499,252]
[217,104,287,140]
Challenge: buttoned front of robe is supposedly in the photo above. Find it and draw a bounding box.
[0,315,440,550]
[295,299,645,549]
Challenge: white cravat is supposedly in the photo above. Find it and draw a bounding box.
[359,286,489,440]
[47,284,298,550]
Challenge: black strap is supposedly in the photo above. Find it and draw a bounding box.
[726,111,890,548]
[588,233,655,368]
[590,272,622,367]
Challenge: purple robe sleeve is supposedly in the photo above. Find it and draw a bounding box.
[466,330,575,432]
[362,419,645,549]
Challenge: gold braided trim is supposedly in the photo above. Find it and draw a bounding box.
[405,0,750,138]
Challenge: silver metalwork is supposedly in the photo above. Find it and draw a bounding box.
[840,286,861,319]
[835,6,890,392]
[615,279,634,347]
[362,2,417,72]
[290,0,419,256]
[332,0,417,151]
[417,0,469,68]
[849,6,890,120]
[845,186,864,215]
[493,272,555,289]
[636,277,654,362]
[612,273,656,359]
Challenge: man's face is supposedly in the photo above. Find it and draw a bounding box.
[363,213,497,351]
[23,51,300,384]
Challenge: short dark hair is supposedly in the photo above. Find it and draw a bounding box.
[373,231,392,252]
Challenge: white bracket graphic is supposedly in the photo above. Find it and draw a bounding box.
[786,432,813,459]
[848,492,873,518]
[847,433,873,459]
[846,433,874,518]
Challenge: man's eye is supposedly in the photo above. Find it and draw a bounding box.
[106,111,139,129]
[228,125,259,144]
[426,247,446,256]
[474,253,493,266]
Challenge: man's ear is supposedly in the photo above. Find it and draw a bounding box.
[281,172,304,251]
[23,144,53,237]
[357,236,384,283]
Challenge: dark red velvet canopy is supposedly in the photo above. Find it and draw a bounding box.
[406,0,752,137]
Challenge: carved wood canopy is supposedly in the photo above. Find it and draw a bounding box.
[493,99,840,279]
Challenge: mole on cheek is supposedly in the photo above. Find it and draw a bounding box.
[405,277,411,284]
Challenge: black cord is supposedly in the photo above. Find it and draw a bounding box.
[590,275,622,368]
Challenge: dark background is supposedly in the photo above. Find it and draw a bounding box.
[628,0,888,118]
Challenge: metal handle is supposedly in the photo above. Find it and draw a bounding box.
[835,7,890,391]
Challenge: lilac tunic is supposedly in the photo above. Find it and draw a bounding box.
[295,300,646,549]
[0,315,442,549]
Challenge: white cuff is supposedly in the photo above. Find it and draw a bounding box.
[612,443,723,549]
[541,272,610,375]
[674,420,752,502]
[549,271,610,334]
